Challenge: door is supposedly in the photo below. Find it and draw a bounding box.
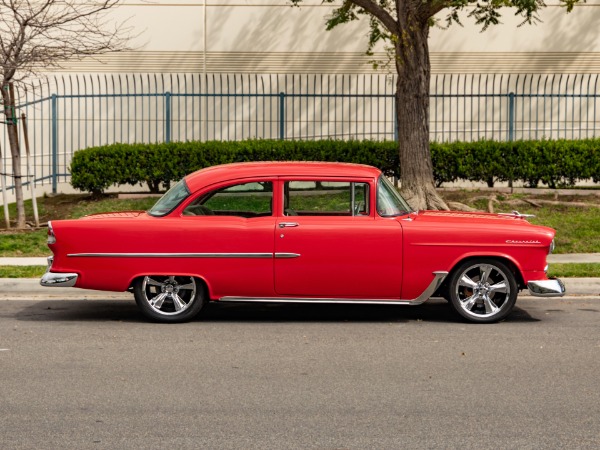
[274,179,403,298]
[180,179,276,298]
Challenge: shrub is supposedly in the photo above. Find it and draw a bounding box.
[69,138,600,194]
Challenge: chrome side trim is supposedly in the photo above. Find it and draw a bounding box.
[40,272,78,287]
[274,253,300,259]
[414,271,448,303]
[220,297,419,305]
[527,278,566,297]
[220,271,449,305]
[67,252,294,259]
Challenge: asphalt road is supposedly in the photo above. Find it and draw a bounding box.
[1,296,599,449]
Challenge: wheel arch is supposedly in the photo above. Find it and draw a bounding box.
[436,255,526,298]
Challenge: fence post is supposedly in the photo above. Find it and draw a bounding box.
[508,92,515,142]
[279,92,285,141]
[51,94,58,194]
[507,92,516,190]
[165,91,171,143]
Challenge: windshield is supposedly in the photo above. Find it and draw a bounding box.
[148,179,191,217]
[376,176,413,217]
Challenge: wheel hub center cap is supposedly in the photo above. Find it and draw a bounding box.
[164,284,175,294]
[475,283,491,297]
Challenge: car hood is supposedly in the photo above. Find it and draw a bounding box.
[79,210,147,220]
[401,209,555,245]
[413,210,532,225]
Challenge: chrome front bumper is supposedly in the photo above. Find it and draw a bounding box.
[40,256,78,288]
[527,278,566,297]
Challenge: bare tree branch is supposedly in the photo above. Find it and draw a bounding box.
[0,0,133,228]
[0,0,133,84]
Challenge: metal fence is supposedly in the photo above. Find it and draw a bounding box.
[2,73,600,193]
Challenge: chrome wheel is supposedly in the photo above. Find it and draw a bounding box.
[449,260,518,323]
[141,275,197,316]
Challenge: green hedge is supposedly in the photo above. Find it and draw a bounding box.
[70,139,600,194]
[430,139,600,188]
[70,140,400,194]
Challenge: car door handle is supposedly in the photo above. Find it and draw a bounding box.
[279,222,299,228]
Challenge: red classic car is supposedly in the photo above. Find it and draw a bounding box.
[41,161,564,323]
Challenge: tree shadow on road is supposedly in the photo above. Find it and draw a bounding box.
[11,298,538,324]
[10,299,145,323]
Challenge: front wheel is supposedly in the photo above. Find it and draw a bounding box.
[448,259,518,323]
[133,275,206,323]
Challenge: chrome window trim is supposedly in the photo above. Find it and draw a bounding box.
[283,180,370,217]
[67,252,300,259]
[376,175,412,217]
[148,179,191,217]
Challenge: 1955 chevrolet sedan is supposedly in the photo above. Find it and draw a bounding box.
[41,161,565,323]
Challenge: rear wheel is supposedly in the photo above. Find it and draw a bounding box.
[133,275,206,323]
[448,259,518,323]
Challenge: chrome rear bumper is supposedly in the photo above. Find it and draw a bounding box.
[527,278,566,297]
[40,272,78,287]
[40,256,78,287]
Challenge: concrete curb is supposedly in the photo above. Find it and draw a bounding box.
[548,254,600,264]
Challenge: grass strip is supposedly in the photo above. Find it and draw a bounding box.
[547,263,600,278]
[0,229,49,257]
[0,266,47,278]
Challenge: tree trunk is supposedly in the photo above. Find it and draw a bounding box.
[1,85,26,228]
[394,18,448,211]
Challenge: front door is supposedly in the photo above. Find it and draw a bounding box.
[274,179,403,298]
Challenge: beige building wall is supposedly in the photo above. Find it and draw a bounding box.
[51,1,600,74]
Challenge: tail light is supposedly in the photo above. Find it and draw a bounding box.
[47,221,56,244]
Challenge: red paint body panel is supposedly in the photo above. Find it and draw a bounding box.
[46,162,557,302]
[274,216,402,298]
[400,211,554,299]
[50,214,276,295]
[183,162,381,194]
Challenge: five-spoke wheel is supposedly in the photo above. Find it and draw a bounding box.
[448,259,518,323]
[133,275,206,323]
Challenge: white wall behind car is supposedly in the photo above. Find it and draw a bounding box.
[44,0,600,74]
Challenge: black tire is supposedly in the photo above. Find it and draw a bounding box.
[448,259,518,323]
[133,275,206,323]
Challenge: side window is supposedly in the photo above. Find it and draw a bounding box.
[284,181,369,216]
[184,181,273,218]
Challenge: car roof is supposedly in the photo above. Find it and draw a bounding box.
[184,161,382,192]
